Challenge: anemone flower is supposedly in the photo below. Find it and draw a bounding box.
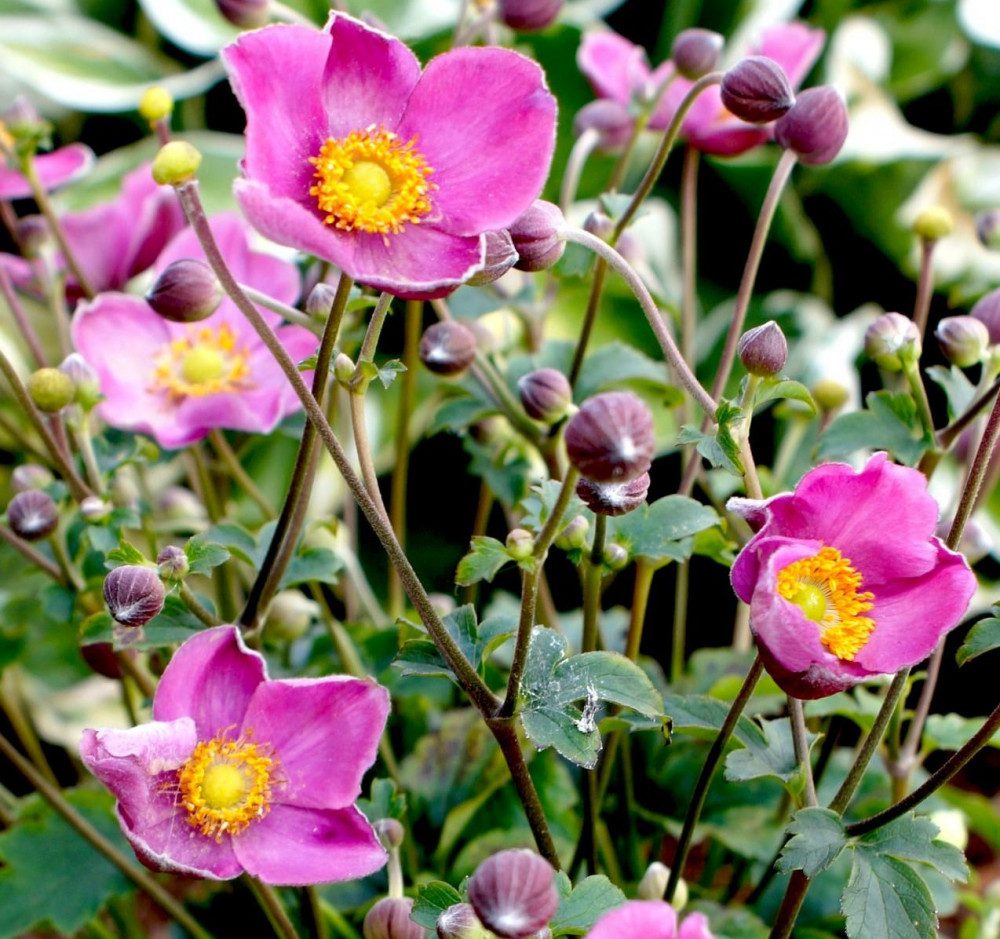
[589,901,716,939]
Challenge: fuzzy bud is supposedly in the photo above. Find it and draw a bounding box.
[2,97,50,156]
[6,490,58,541]
[518,368,572,423]
[374,817,405,850]
[468,230,520,287]
[935,315,990,368]
[467,849,559,938]
[138,86,174,125]
[576,473,649,517]
[59,353,101,409]
[603,541,629,570]
[510,201,566,273]
[156,545,189,580]
[103,565,165,627]
[27,367,75,413]
[774,86,849,165]
[912,206,954,242]
[498,0,562,32]
[976,210,1000,251]
[864,312,921,371]
[363,897,423,939]
[151,141,202,186]
[419,321,478,376]
[157,486,206,522]
[264,590,318,641]
[582,210,615,243]
[215,0,270,28]
[564,391,655,482]
[811,378,850,413]
[334,353,356,384]
[80,496,112,522]
[15,215,48,259]
[572,99,633,153]
[506,528,535,561]
[11,463,53,493]
[971,288,1000,345]
[737,320,788,376]
[555,515,589,551]
[720,56,794,124]
[305,283,337,319]
[671,28,724,80]
[146,258,223,323]
[437,904,491,939]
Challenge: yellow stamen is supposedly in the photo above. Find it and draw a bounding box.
[151,324,251,400]
[776,546,876,661]
[309,127,436,239]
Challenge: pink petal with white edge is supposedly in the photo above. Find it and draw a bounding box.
[241,677,390,810]
[577,31,650,106]
[589,900,678,939]
[153,625,267,739]
[233,803,386,886]
[397,47,557,236]
[679,911,717,939]
[0,143,94,200]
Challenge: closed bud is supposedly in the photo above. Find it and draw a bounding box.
[576,472,649,517]
[151,141,202,186]
[15,215,48,259]
[720,56,794,124]
[774,86,849,165]
[437,904,491,939]
[975,210,1000,251]
[583,210,615,242]
[363,897,423,939]
[428,592,456,617]
[971,288,1000,345]
[637,861,669,900]
[306,282,338,319]
[334,352,356,384]
[27,367,75,413]
[216,0,270,28]
[510,201,566,273]
[518,368,572,423]
[419,321,478,376]
[603,541,629,570]
[7,489,58,540]
[468,849,559,938]
[565,391,655,482]
[81,642,123,680]
[671,28,724,80]
[935,316,989,368]
[264,590,318,641]
[572,100,633,154]
[555,515,589,551]
[59,353,101,409]
[11,463,53,492]
[506,528,535,561]
[738,320,788,376]
[156,545,189,580]
[110,467,141,509]
[913,206,953,241]
[157,486,206,522]
[3,97,50,156]
[811,378,849,413]
[864,312,920,371]
[468,230,519,286]
[147,258,223,323]
[374,817,405,850]
[138,86,174,125]
[80,496,112,522]
[104,565,165,627]
[931,809,969,852]
[498,0,562,32]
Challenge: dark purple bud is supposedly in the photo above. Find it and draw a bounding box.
[573,100,634,153]
[15,214,48,259]
[156,545,189,580]
[468,230,519,287]
[774,86,849,166]
[576,472,650,517]
[103,565,165,627]
[864,312,920,371]
[215,0,269,27]
[564,391,655,482]
[498,0,562,32]
[720,56,794,124]
[971,288,1000,345]
[81,642,123,680]
[518,368,572,423]
[467,849,559,938]
[363,897,423,939]
[976,210,1000,251]
[419,321,478,376]
[936,316,990,368]
[146,259,223,323]
[738,320,788,376]
[510,201,566,273]
[437,904,488,939]
[671,28,724,80]
[7,489,58,540]
[11,463,53,492]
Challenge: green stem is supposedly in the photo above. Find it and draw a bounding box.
[245,877,300,939]
[0,670,59,786]
[305,886,329,939]
[0,262,46,367]
[903,361,936,441]
[911,237,936,340]
[0,525,65,584]
[208,430,276,517]
[680,146,700,379]
[179,581,221,627]
[559,128,599,213]
[788,697,817,807]
[625,560,654,661]
[670,560,689,685]
[581,514,607,655]
[239,283,324,335]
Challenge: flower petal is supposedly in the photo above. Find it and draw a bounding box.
[241,677,389,810]
[0,143,94,200]
[758,22,825,87]
[577,31,650,106]
[60,202,133,293]
[233,803,386,886]
[679,912,717,939]
[589,900,678,939]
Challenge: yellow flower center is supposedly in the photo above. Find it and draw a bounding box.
[152,324,251,400]
[176,735,276,841]
[776,546,876,661]
[309,127,436,238]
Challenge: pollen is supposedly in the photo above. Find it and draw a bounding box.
[309,127,436,239]
[176,734,276,841]
[151,323,251,400]
[776,546,876,661]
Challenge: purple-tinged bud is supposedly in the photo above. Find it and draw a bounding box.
[506,528,535,561]
[976,210,1000,251]
[215,0,269,28]
[7,489,58,540]
[147,259,223,323]
[437,904,491,939]
[467,849,559,938]
[103,565,165,627]
[971,288,1000,345]
[573,100,634,153]
[671,28,724,80]
[864,312,921,371]
[468,230,519,287]
[576,472,650,517]
[554,515,589,551]
[157,486,206,522]
[510,201,566,273]
[374,817,405,850]
[583,210,615,242]
[59,353,101,409]
[27,367,75,413]
[419,321,478,376]
[306,282,338,319]
[935,316,990,368]
[720,56,794,124]
[498,0,562,32]
[564,391,655,482]
[11,463,53,492]
[156,545,189,581]
[518,368,572,423]
[81,642,123,680]
[737,320,788,376]
[363,897,423,939]
[774,86,849,166]
[15,215,47,259]
[264,590,318,641]
[603,541,629,570]
[80,496,112,522]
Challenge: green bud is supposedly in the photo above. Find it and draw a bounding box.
[554,515,589,551]
[151,141,202,186]
[811,378,849,413]
[138,86,174,125]
[506,527,534,561]
[912,206,953,241]
[27,367,75,412]
[334,353,356,385]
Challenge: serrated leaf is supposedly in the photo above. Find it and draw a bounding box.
[395,605,517,680]
[956,614,1000,666]
[610,495,718,565]
[575,341,674,401]
[778,808,848,878]
[819,391,929,464]
[842,851,936,939]
[550,875,626,936]
[662,692,765,749]
[104,541,147,568]
[550,651,662,716]
[922,712,1000,752]
[184,534,230,575]
[455,536,511,586]
[357,778,406,827]
[521,703,603,768]
[411,881,463,929]
[199,523,258,565]
[279,547,342,590]
[676,424,743,475]
[725,717,818,785]
[376,359,407,389]
[856,813,969,882]
[518,479,589,534]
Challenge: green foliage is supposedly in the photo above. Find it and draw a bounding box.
[80,594,205,650]
[455,536,514,586]
[396,604,516,679]
[778,808,848,878]
[956,608,1000,666]
[819,391,930,464]
[609,495,719,566]
[677,400,744,475]
[551,873,626,936]
[411,881,464,929]
[724,717,819,786]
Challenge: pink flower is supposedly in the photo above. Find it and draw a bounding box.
[729,453,976,699]
[0,142,94,200]
[81,626,390,884]
[589,901,715,939]
[221,14,557,300]
[71,213,314,449]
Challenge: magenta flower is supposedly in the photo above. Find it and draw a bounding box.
[589,901,715,939]
[221,14,557,300]
[81,626,389,884]
[71,213,314,449]
[0,142,94,200]
[729,453,976,699]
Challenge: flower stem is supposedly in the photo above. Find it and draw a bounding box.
[788,697,818,807]
[680,146,700,378]
[0,669,59,786]
[670,560,690,685]
[559,128,599,214]
[0,524,65,584]
[911,237,936,339]
[903,361,936,441]
[238,283,324,335]
[179,581,221,627]
[0,263,47,367]
[208,430,275,517]
[246,877,300,939]
[625,559,654,661]
[582,514,607,655]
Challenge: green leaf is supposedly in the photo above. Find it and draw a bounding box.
[778,808,848,878]
[184,533,231,575]
[661,692,764,749]
[395,605,516,680]
[518,479,589,534]
[922,712,1000,752]
[136,0,238,56]
[521,703,603,768]
[956,613,1000,666]
[80,595,206,651]
[610,495,718,565]
[725,717,818,785]
[550,874,626,936]
[199,523,258,565]
[357,778,406,826]
[427,394,496,435]
[575,341,673,401]
[550,651,663,716]
[677,404,745,476]
[819,391,929,465]
[455,536,511,586]
[855,813,969,882]
[411,881,464,929]
[376,359,407,389]
[842,851,936,939]
[279,547,343,590]
[926,365,976,419]
[105,541,147,568]
[753,379,816,414]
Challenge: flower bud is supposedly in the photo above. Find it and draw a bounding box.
[437,904,492,939]
[506,528,535,561]
[498,0,562,32]
[518,368,572,423]
[146,259,223,323]
[111,467,141,509]
[157,486,206,522]
[720,56,794,124]
[306,282,338,319]
[975,210,1000,251]
[80,496,112,522]
[637,861,669,900]
[564,391,655,482]
[864,312,921,371]
[81,642,123,680]
[468,230,519,287]
[930,808,969,852]
[671,28,724,80]
[156,545,189,580]
[576,472,649,517]
[428,592,456,617]
[935,315,990,368]
[603,541,629,570]
[6,489,58,541]
[774,86,849,166]
[216,0,270,28]
[555,515,589,551]
[467,849,559,938]
[151,141,202,186]
[374,817,405,850]
[811,378,849,413]
[334,352,356,384]
[510,201,566,273]
[138,86,174,125]
[572,100,634,154]
[264,590,318,641]
[738,320,788,376]
[11,463,53,492]
[27,367,75,413]
[419,321,478,376]
[363,897,423,939]
[15,214,48,259]
[2,97,50,156]
[103,565,165,627]
[59,353,101,409]
[912,206,953,242]
[971,288,1000,345]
